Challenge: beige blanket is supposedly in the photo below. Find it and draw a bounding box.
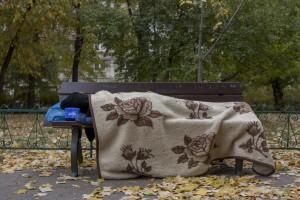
[90,91,275,179]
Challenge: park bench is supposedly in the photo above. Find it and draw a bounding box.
[51,82,244,177]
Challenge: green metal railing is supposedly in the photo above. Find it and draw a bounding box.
[0,106,47,148]
[0,105,299,150]
[0,105,86,150]
[255,110,299,150]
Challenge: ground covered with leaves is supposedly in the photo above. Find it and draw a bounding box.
[0,149,299,199]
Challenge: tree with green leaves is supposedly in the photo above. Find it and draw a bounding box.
[95,0,201,82]
[0,0,103,106]
[0,0,35,95]
[93,0,245,82]
[216,0,300,110]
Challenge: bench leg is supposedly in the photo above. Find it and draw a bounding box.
[77,129,83,164]
[235,159,243,175]
[71,127,82,177]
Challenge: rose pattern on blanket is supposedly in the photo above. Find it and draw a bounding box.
[233,102,252,114]
[185,101,212,119]
[101,97,163,127]
[121,145,154,176]
[172,132,216,169]
[239,121,269,158]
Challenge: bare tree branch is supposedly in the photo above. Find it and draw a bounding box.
[202,0,245,61]
[221,71,239,82]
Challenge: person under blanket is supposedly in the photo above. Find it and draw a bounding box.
[60,92,94,142]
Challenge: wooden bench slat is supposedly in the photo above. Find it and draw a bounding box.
[58,82,243,102]
[51,121,92,128]
[58,82,242,96]
[171,95,243,102]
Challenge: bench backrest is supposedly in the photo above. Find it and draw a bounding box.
[58,82,243,102]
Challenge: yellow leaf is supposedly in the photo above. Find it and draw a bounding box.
[180,0,194,6]
[275,162,283,170]
[97,178,105,183]
[281,155,290,160]
[227,188,236,196]
[195,188,207,196]
[34,193,47,197]
[21,174,32,178]
[3,168,15,174]
[39,183,53,192]
[63,175,78,180]
[142,189,156,196]
[185,0,193,5]
[213,22,223,30]
[214,189,224,198]
[294,177,300,183]
[25,181,36,190]
[16,189,27,194]
[231,181,240,187]
[212,178,225,188]
[39,171,52,177]
[176,184,198,192]
[56,177,66,184]
[41,183,53,188]
[56,180,66,184]
[11,141,21,148]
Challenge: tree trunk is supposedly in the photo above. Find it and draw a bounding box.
[72,26,84,82]
[271,78,284,111]
[125,0,150,81]
[197,1,205,83]
[0,42,15,94]
[0,2,34,95]
[27,74,36,109]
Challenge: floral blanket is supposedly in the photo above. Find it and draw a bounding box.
[90,91,275,179]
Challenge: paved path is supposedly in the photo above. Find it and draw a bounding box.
[1,165,299,200]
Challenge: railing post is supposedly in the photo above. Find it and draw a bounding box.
[287,113,290,148]
[27,104,46,147]
[0,105,13,147]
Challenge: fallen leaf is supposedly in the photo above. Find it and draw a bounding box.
[82,194,94,199]
[195,188,207,196]
[90,181,100,186]
[21,173,32,178]
[141,188,156,196]
[15,189,27,194]
[294,178,300,183]
[39,171,52,177]
[56,180,66,184]
[39,183,53,192]
[72,184,80,188]
[34,193,48,197]
[97,178,105,183]
[25,181,36,190]
[63,175,78,180]
[176,183,198,192]
[2,168,14,174]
